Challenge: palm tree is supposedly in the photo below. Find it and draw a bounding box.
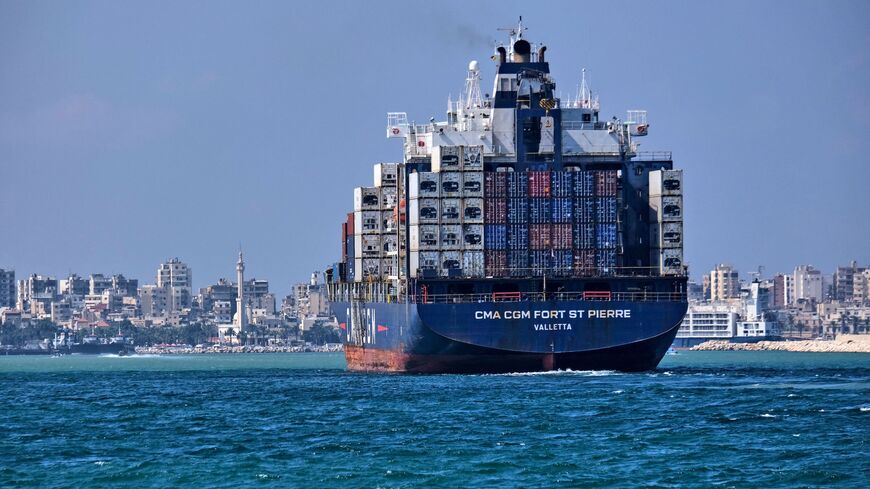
[224,327,235,345]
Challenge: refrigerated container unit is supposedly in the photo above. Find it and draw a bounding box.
[410,224,440,251]
[462,145,483,171]
[462,224,484,250]
[506,224,529,250]
[355,210,381,234]
[462,172,484,198]
[440,172,462,198]
[373,163,399,188]
[381,234,398,255]
[360,258,381,281]
[381,257,398,278]
[528,171,551,197]
[651,195,683,222]
[484,172,507,198]
[441,198,462,223]
[507,172,528,198]
[529,198,552,224]
[432,146,461,172]
[462,251,485,278]
[483,198,506,223]
[356,234,381,257]
[410,198,439,225]
[656,248,684,276]
[410,250,440,278]
[409,172,440,199]
[380,186,398,209]
[552,198,573,223]
[439,224,462,250]
[381,210,396,232]
[439,250,462,277]
[649,169,682,197]
[484,224,507,250]
[507,250,529,277]
[462,198,483,223]
[353,187,381,211]
[657,222,683,248]
[484,250,507,277]
[506,197,529,223]
[551,171,573,197]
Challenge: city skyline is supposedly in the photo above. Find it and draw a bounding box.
[1,1,868,298]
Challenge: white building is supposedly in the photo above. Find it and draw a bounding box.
[674,303,739,346]
[157,258,192,311]
[793,265,823,304]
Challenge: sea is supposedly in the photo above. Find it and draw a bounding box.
[0,352,868,488]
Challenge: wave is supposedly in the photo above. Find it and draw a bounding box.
[486,369,623,377]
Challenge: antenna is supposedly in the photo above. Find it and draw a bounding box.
[464,60,482,109]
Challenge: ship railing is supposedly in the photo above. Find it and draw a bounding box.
[417,291,686,304]
[633,151,673,161]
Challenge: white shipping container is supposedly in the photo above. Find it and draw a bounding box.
[353,233,362,259]
[650,195,683,222]
[462,197,484,223]
[358,210,380,234]
[462,145,483,170]
[381,257,397,278]
[440,172,462,197]
[381,234,398,255]
[353,187,381,211]
[381,210,396,232]
[439,251,462,277]
[658,248,683,275]
[380,186,398,209]
[649,169,682,197]
[439,224,462,250]
[373,163,399,188]
[462,171,483,197]
[462,251,485,278]
[432,145,461,172]
[360,234,380,256]
[462,224,484,250]
[410,198,439,225]
[354,257,363,282]
[419,251,440,275]
[440,198,462,223]
[660,222,683,248]
[360,258,381,280]
[409,172,439,199]
[410,224,439,251]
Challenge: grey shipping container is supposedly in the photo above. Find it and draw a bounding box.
[432,146,461,172]
[441,198,462,223]
[462,251,485,277]
[462,172,484,197]
[439,224,462,250]
[462,224,484,250]
[462,198,484,223]
[462,145,483,170]
[409,172,439,199]
[440,172,462,197]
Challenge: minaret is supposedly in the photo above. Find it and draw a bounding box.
[236,251,246,332]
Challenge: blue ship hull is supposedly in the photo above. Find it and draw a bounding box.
[333,299,687,373]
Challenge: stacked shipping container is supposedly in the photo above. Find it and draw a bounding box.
[649,169,684,276]
[352,163,400,282]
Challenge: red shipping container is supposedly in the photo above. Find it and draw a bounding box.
[573,249,596,275]
[551,224,572,249]
[528,170,551,197]
[529,224,552,250]
[484,198,507,223]
[346,212,355,235]
[595,170,617,196]
[484,172,507,198]
[485,250,507,277]
[341,222,348,260]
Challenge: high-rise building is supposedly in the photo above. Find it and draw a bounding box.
[854,270,870,304]
[17,274,58,312]
[138,284,168,317]
[771,274,792,309]
[60,274,89,298]
[89,274,113,296]
[833,261,867,302]
[111,274,139,297]
[709,264,739,302]
[157,258,192,311]
[792,265,823,305]
[0,268,14,309]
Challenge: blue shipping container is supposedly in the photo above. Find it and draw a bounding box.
[596,223,617,249]
[507,172,528,198]
[554,250,573,276]
[506,197,529,224]
[573,223,595,249]
[506,224,529,250]
[552,198,573,223]
[573,171,595,197]
[484,224,507,250]
[596,197,617,222]
[507,250,529,277]
[551,171,573,197]
[597,249,616,275]
[573,197,596,223]
[529,198,552,224]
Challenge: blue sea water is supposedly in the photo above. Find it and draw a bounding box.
[0,352,868,488]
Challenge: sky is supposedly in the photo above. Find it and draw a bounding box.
[1,0,868,298]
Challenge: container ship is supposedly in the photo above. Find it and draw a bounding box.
[327,20,687,373]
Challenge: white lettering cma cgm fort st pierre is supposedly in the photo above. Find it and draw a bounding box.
[474,309,632,320]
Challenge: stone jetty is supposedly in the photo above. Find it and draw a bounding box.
[691,334,870,353]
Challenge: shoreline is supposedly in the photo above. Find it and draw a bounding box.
[134,345,343,355]
[691,334,870,353]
